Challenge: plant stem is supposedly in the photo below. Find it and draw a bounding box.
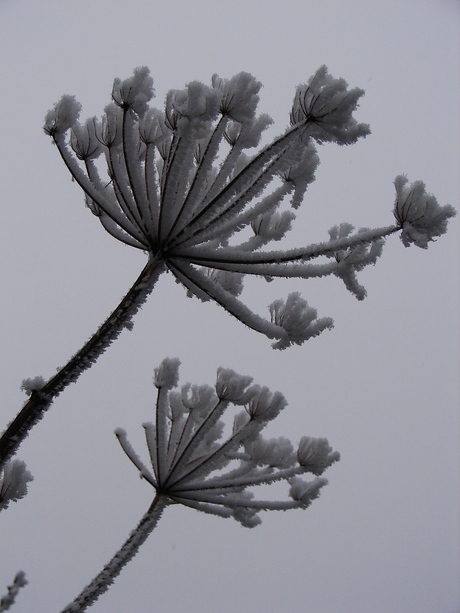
[60,493,169,613]
[0,258,165,469]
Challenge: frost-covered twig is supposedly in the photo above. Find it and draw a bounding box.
[0,572,28,612]
[0,259,163,469]
[60,494,169,613]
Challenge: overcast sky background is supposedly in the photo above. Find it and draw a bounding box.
[0,1,459,612]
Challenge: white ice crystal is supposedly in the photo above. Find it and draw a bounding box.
[20,376,46,396]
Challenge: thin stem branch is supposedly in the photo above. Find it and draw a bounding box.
[60,493,169,613]
[0,258,165,469]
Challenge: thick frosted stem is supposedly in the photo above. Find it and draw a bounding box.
[0,259,165,469]
[60,494,169,613]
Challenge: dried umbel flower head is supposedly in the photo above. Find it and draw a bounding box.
[393,175,456,248]
[44,68,455,349]
[115,358,340,528]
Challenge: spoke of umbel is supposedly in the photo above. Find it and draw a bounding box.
[0,259,164,469]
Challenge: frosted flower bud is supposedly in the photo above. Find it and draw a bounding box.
[250,436,296,468]
[289,476,328,507]
[290,65,370,145]
[207,270,244,297]
[181,383,217,416]
[70,117,101,160]
[98,103,122,147]
[139,107,169,145]
[225,113,273,148]
[297,437,340,475]
[212,72,262,123]
[112,66,154,116]
[153,357,181,389]
[232,410,251,433]
[215,368,253,403]
[0,459,34,512]
[393,175,456,248]
[43,94,81,136]
[251,210,296,241]
[165,81,221,136]
[281,141,320,209]
[245,385,287,421]
[233,498,261,528]
[269,292,334,350]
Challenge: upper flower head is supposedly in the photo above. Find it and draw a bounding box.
[115,358,340,527]
[44,69,455,349]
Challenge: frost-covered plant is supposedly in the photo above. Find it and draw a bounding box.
[0,66,454,467]
[60,359,339,612]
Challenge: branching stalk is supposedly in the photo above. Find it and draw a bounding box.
[0,258,164,469]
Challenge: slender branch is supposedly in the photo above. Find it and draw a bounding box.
[0,258,165,469]
[60,493,169,613]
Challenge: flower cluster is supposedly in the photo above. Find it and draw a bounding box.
[393,175,456,248]
[44,68,455,349]
[115,359,340,527]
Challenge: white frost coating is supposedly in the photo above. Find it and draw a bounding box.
[0,571,28,611]
[0,460,33,512]
[393,175,456,248]
[115,359,340,527]
[44,68,455,350]
[20,376,46,395]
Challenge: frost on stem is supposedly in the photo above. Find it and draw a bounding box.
[20,376,46,396]
[0,572,28,612]
[116,358,340,528]
[44,66,454,349]
[0,460,33,512]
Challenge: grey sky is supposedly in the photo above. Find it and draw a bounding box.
[0,1,459,612]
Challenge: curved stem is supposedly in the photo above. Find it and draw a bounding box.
[60,493,169,613]
[0,258,165,469]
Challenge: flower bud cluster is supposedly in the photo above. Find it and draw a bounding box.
[393,175,456,248]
